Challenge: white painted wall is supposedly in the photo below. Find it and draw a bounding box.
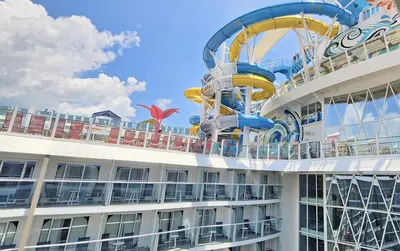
[280,173,299,251]
[1,134,400,174]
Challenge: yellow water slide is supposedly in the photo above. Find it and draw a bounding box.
[229,15,339,63]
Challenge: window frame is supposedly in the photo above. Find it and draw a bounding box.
[55,163,100,180]
[0,160,36,179]
[103,213,142,238]
[39,217,89,244]
[0,220,18,246]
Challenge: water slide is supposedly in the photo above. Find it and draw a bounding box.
[186,0,358,139]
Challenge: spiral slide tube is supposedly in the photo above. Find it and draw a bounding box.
[186,0,358,140]
[203,0,357,70]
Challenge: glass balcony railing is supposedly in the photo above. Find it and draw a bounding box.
[21,218,282,251]
[37,181,282,207]
[0,180,35,209]
[2,31,400,163]
[2,107,400,161]
[274,29,400,100]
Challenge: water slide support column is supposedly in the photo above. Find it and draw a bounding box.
[211,42,226,142]
[242,86,252,149]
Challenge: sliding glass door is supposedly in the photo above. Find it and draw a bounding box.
[165,170,188,201]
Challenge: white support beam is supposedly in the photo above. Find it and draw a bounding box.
[18,155,51,251]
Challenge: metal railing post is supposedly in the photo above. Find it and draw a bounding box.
[86,117,94,141]
[335,140,339,157]
[363,42,369,59]
[220,139,225,156]
[235,142,239,157]
[384,34,390,52]
[287,145,290,159]
[320,141,324,158]
[166,131,172,150]
[277,144,280,160]
[267,144,270,159]
[329,57,335,72]
[143,123,150,148]
[186,135,191,153]
[376,134,380,155]
[7,105,18,133]
[345,49,351,65]
[298,144,301,160]
[306,142,310,159]
[51,113,60,138]
[354,138,358,156]
[256,143,260,159]
[116,122,123,145]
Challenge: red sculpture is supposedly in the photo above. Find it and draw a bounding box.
[137,104,179,135]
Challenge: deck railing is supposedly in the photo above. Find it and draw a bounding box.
[273,29,400,100]
[37,180,282,208]
[17,218,281,251]
[1,105,399,161]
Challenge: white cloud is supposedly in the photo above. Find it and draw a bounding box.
[0,0,144,118]
[156,99,172,110]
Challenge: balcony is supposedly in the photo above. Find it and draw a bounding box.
[0,180,35,209]
[1,104,400,164]
[21,218,282,251]
[271,29,400,100]
[37,180,282,208]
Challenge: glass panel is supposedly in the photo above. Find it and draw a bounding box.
[325,100,341,127]
[390,182,400,213]
[55,163,66,179]
[337,211,355,244]
[347,183,364,208]
[357,177,372,206]
[300,174,307,202]
[300,204,307,231]
[362,91,380,122]
[65,164,83,179]
[115,167,130,181]
[384,118,400,137]
[327,183,344,207]
[362,122,380,139]
[83,165,100,180]
[378,178,395,209]
[308,205,316,232]
[382,215,399,250]
[343,95,361,125]
[352,90,367,122]
[68,227,86,242]
[368,184,387,211]
[368,211,387,245]
[343,125,360,140]
[24,162,36,178]
[0,161,24,178]
[384,86,400,118]
[359,216,379,249]
[337,178,351,204]
[72,217,88,226]
[308,175,316,202]
[347,209,364,241]
[369,85,387,120]
[52,219,71,229]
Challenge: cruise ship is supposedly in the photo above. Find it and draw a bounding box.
[1,0,400,250]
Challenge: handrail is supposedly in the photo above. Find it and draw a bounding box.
[22,218,282,250]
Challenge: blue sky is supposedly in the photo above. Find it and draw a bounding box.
[31,0,304,127]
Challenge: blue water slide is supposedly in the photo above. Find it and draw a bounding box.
[203,0,357,69]
[189,115,201,125]
[272,54,312,79]
[337,0,369,17]
[221,90,245,112]
[237,114,275,130]
[237,62,276,82]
